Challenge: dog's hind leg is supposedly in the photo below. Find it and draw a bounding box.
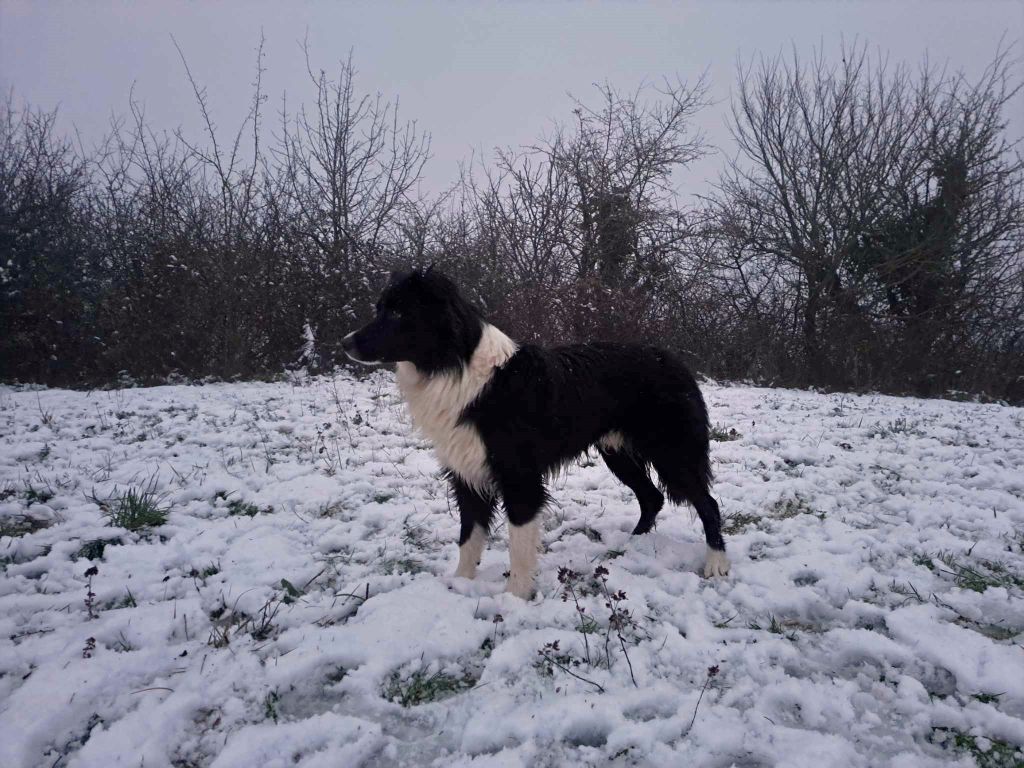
[690,491,729,576]
[598,447,664,535]
[650,454,730,577]
[450,475,495,579]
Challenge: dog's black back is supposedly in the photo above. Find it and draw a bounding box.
[465,343,711,494]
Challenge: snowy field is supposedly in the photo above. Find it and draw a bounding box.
[1,372,1023,768]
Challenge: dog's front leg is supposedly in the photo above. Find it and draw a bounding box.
[497,472,546,599]
[450,475,494,579]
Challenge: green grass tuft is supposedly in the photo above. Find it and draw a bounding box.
[382,667,477,707]
[710,425,742,442]
[771,496,819,520]
[0,482,18,502]
[74,537,123,561]
[112,589,137,609]
[263,691,280,722]
[226,499,273,517]
[932,728,1023,768]
[0,514,52,538]
[971,692,1004,705]
[748,614,798,641]
[188,562,221,583]
[723,511,761,535]
[380,556,426,576]
[212,491,273,517]
[105,487,168,531]
[23,484,54,505]
[934,551,1024,593]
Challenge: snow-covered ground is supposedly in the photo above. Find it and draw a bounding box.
[1,372,1023,768]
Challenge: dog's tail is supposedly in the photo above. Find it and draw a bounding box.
[655,350,715,492]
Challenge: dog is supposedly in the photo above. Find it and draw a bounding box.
[342,269,729,598]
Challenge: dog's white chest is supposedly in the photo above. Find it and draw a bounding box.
[395,324,518,494]
[397,367,491,489]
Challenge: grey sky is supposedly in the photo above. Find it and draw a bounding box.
[2,1,1021,197]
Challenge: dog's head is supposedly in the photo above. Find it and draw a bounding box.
[342,268,483,374]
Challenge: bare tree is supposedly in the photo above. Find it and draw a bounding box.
[0,96,95,381]
[853,49,1024,392]
[708,43,1024,395]
[457,77,711,342]
[275,46,430,335]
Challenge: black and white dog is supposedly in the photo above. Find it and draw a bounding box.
[342,269,729,598]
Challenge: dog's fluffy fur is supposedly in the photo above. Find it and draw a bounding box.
[343,269,729,598]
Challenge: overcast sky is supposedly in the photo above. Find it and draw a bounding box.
[2,1,1021,197]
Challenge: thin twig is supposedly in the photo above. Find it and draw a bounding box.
[619,635,638,688]
[685,666,720,734]
[539,651,605,693]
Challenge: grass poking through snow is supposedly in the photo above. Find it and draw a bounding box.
[89,477,168,532]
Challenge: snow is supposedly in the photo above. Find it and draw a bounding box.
[1,372,1023,767]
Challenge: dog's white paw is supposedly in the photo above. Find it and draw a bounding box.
[703,548,731,578]
[453,564,477,580]
[504,572,535,600]
[453,527,486,580]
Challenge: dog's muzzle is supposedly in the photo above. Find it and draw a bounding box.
[341,332,376,364]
